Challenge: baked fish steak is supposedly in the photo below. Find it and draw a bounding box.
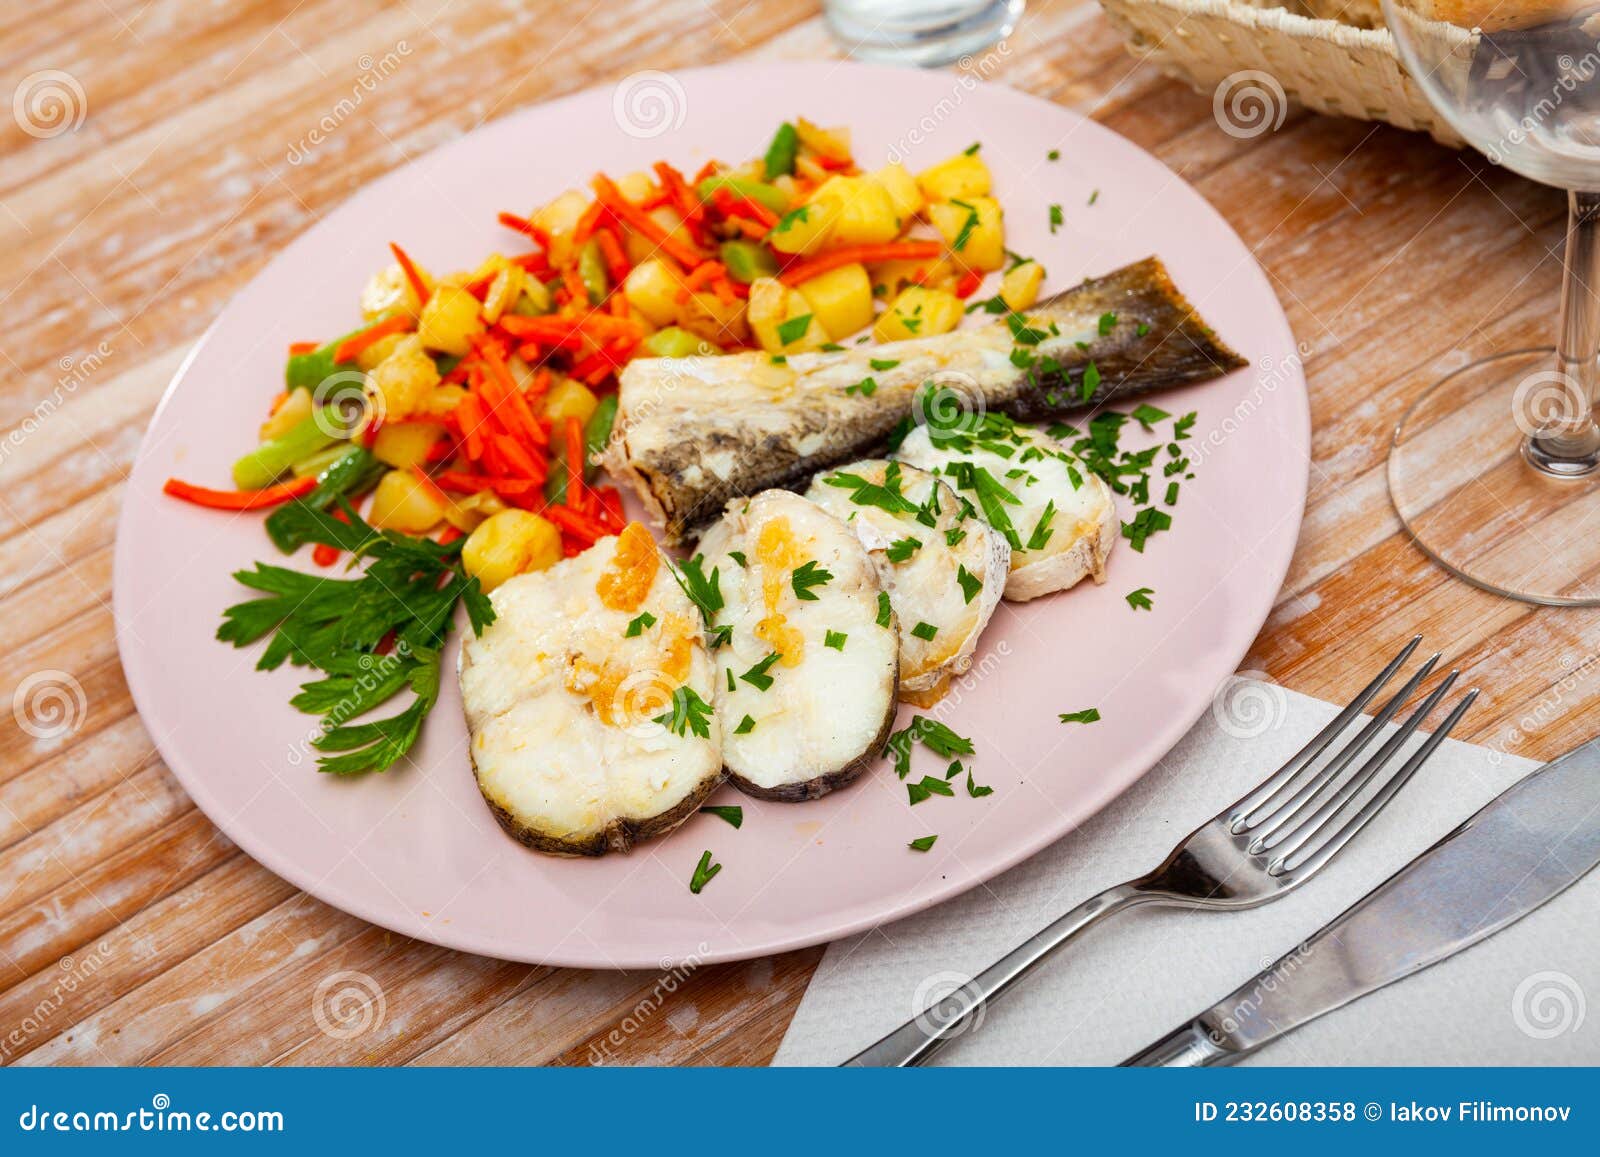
[605,256,1245,542]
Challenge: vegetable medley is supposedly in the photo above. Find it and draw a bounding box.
[170,117,1042,775]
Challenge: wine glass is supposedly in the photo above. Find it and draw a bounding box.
[1384,0,1600,604]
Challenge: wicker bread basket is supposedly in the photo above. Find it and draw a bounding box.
[1096,0,1466,147]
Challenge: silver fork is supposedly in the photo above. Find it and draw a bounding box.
[844,636,1477,1067]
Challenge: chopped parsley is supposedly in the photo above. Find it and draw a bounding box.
[739,652,782,691]
[1165,481,1180,505]
[910,621,938,642]
[776,313,813,346]
[949,199,980,251]
[1135,321,1150,337]
[824,630,847,651]
[886,536,922,563]
[1025,500,1056,551]
[1059,708,1102,725]
[1079,360,1101,402]
[726,667,736,693]
[674,555,723,624]
[824,468,919,517]
[1098,312,1117,336]
[1126,587,1155,611]
[869,358,900,371]
[1131,403,1170,431]
[1047,148,1060,161]
[733,714,756,735]
[956,564,982,604]
[1174,411,1197,440]
[728,550,747,568]
[966,768,994,798]
[963,141,982,155]
[1088,188,1099,205]
[884,716,976,779]
[909,834,938,852]
[790,560,833,601]
[845,376,878,397]
[624,611,657,637]
[653,686,714,738]
[1048,204,1063,234]
[700,805,743,828]
[689,850,721,894]
[1121,506,1173,552]
[876,590,893,628]
[907,776,955,805]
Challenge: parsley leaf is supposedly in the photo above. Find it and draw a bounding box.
[876,590,893,628]
[790,560,833,601]
[845,376,878,397]
[966,768,994,798]
[1079,360,1101,402]
[1131,403,1170,431]
[674,555,723,624]
[886,536,922,563]
[1048,204,1063,234]
[734,714,756,735]
[956,564,982,604]
[909,834,938,852]
[700,805,743,828]
[740,652,782,691]
[1025,500,1056,551]
[869,358,900,371]
[907,776,956,805]
[653,686,714,738]
[824,630,847,651]
[911,621,938,641]
[689,850,721,894]
[776,313,813,346]
[1098,312,1117,336]
[1059,708,1101,725]
[624,611,657,637]
[1126,587,1155,611]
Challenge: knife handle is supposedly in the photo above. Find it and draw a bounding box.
[1122,1019,1247,1067]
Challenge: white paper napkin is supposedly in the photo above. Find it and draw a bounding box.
[774,681,1600,1065]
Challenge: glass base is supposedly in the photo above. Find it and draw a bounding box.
[1388,347,1600,607]
[825,0,1024,67]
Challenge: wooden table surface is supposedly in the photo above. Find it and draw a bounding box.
[2,0,1595,1067]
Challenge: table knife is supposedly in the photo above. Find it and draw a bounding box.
[1123,735,1600,1065]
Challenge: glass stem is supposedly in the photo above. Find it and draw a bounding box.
[1528,190,1600,476]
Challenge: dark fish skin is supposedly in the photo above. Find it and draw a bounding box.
[1004,256,1247,417]
[607,256,1245,542]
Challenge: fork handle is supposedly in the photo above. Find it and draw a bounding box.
[842,882,1150,1066]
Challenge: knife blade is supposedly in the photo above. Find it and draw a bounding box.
[1123,735,1600,1066]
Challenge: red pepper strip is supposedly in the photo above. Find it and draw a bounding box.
[333,314,411,364]
[953,268,984,299]
[591,173,706,268]
[288,340,319,356]
[595,487,626,533]
[564,417,586,510]
[691,160,721,185]
[425,436,455,462]
[389,242,431,304]
[546,503,611,544]
[497,211,537,238]
[594,228,630,282]
[164,475,317,511]
[437,525,464,545]
[312,506,353,567]
[510,252,552,276]
[778,241,943,286]
[362,414,384,449]
[653,162,704,223]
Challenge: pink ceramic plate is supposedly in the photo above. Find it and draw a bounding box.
[114,63,1307,968]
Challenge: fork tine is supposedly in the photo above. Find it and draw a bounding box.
[1243,653,1440,841]
[1274,684,1476,877]
[1229,635,1422,831]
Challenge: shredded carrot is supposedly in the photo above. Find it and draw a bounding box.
[594,228,630,282]
[493,434,544,479]
[547,503,610,544]
[497,211,536,237]
[409,464,456,510]
[437,525,464,545]
[778,241,943,286]
[954,269,984,299]
[732,216,768,241]
[591,174,705,268]
[564,416,585,509]
[710,186,778,229]
[563,265,589,306]
[455,394,487,461]
[288,341,319,356]
[333,314,411,364]
[475,341,549,447]
[653,161,705,227]
[572,198,605,246]
[164,475,317,511]
[388,242,431,304]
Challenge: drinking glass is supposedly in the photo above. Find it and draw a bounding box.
[1384,0,1600,604]
[824,0,1025,66]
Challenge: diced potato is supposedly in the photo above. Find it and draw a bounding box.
[748,277,828,353]
[812,176,901,246]
[543,378,600,426]
[795,263,874,339]
[530,189,591,268]
[1001,260,1046,312]
[366,337,441,419]
[462,509,563,592]
[512,278,553,317]
[482,263,524,325]
[623,259,683,327]
[355,331,407,372]
[361,262,429,322]
[767,196,841,257]
[678,290,750,346]
[420,384,467,419]
[927,196,1004,273]
[874,286,964,343]
[868,254,951,299]
[615,170,655,204]
[372,421,446,470]
[917,152,991,203]
[795,118,852,164]
[868,163,922,222]
[417,284,485,356]
[445,489,508,533]
[367,469,448,535]
[260,387,312,442]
